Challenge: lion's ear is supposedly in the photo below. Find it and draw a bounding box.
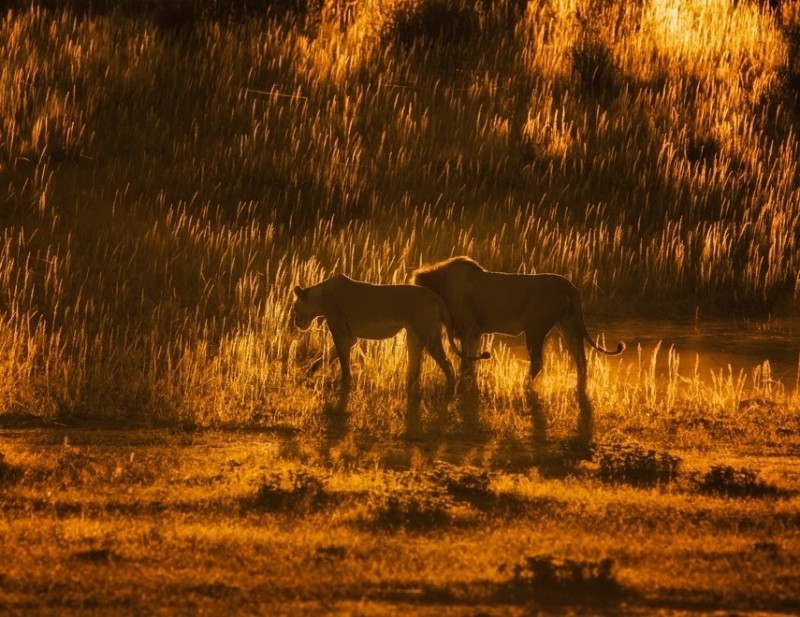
[293,285,306,298]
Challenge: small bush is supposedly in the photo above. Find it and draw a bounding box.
[698,465,780,498]
[596,443,681,487]
[251,470,329,512]
[381,0,480,49]
[783,6,800,70]
[431,463,495,508]
[765,3,800,110]
[509,554,622,599]
[571,36,617,94]
[363,486,458,532]
[685,135,721,165]
[262,0,324,20]
[533,440,593,479]
[366,474,457,531]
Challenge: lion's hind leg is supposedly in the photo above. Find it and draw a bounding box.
[559,320,589,394]
[457,328,483,380]
[524,329,547,382]
[558,318,594,442]
[524,302,562,383]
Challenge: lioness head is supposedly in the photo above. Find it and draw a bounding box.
[292,285,318,330]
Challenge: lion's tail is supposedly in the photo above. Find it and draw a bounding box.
[435,295,490,361]
[570,288,625,356]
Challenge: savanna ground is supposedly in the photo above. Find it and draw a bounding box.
[2,0,800,613]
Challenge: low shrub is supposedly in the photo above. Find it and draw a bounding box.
[571,36,617,95]
[698,465,780,498]
[364,488,457,531]
[596,443,681,487]
[431,463,495,509]
[507,554,623,602]
[381,0,480,49]
[251,469,329,512]
[685,135,721,165]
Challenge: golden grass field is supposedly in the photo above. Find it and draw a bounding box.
[1,0,800,613]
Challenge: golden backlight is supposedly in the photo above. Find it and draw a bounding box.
[1,0,799,613]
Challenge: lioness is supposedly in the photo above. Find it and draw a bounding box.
[412,256,624,410]
[292,274,489,393]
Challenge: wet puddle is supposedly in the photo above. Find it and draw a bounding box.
[504,317,800,387]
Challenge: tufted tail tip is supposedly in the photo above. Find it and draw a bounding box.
[479,351,491,360]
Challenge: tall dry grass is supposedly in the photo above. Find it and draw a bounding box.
[1,0,799,427]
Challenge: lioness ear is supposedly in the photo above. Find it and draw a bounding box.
[293,285,306,298]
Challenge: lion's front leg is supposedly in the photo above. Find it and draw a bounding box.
[330,329,354,390]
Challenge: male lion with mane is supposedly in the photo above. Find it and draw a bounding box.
[412,257,624,433]
[293,274,489,394]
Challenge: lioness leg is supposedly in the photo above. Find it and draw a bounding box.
[524,322,554,445]
[422,334,455,394]
[331,331,354,389]
[406,331,424,392]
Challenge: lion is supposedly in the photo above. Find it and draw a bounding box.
[412,257,624,432]
[292,274,490,393]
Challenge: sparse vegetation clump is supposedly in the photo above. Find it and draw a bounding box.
[364,488,457,530]
[571,35,617,94]
[380,0,481,48]
[507,554,624,603]
[431,462,496,508]
[251,469,330,512]
[595,442,681,487]
[359,472,471,531]
[779,2,800,99]
[697,464,781,498]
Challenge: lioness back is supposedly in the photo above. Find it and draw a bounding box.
[326,277,440,321]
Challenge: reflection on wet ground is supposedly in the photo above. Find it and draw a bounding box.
[276,385,592,477]
[505,317,800,385]
[271,318,800,475]
[14,318,793,478]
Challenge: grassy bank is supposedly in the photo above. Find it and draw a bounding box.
[1,429,799,614]
[1,0,800,423]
